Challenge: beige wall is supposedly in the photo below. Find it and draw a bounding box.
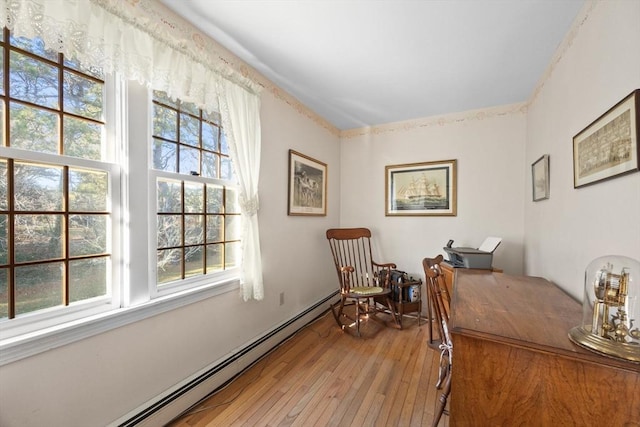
[525,0,640,299]
[339,105,527,279]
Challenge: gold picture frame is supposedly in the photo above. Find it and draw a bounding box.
[385,159,457,216]
[287,149,327,216]
[532,154,550,201]
[573,89,640,188]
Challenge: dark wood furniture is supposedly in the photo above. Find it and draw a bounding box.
[423,257,452,427]
[450,269,640,426]
[326,228,399,336]
[390,278,423,329]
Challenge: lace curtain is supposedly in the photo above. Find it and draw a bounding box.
[218,80,264,301]
[1,0,265,300]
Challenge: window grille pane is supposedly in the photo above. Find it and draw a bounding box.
[206,215,222,243]
[10,35,58,62]
[206,184,223,213]
[153,104,177,140]
[13,162,63,211]
[153,138,177,172]
[180,101,199,117]
[184,182,203,213]
[152,90,177,108]
[0,215,7,265]
[63,58,104,80]
[157,215,182,248]
[225,241,240,269]
[202,122,219,151]
[179,145,199,175]
[15,262,64,315]
[180,113,200,147]
[206,243,223,272]
[220,132,229,155]
[69,169,108,211]
[10,51,59,109]
[157,248,182,285]
[201,152,218,178]
[157,179,182,213]
[0,268,7,319]
[184,215,204,245]
[220,156,233,180]
[69,215,107,257]
[0,159,7,210]
[225,215,240,241]
[63,71,103,121]
[69,257,107,302]
[63,116,103,161]
[14,214,64,263]
[0,52,4,96]
[225,188,240,214]
[10,103,58,153]
[184,246,203,278]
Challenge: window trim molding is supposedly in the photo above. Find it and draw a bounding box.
[0,278,239,366]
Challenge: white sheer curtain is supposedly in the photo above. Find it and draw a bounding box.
[218,80,264,301]
[1,0,265,300]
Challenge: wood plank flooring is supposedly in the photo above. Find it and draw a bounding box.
[168,308,449,427]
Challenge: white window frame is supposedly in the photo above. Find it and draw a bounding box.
[0,78,240,366]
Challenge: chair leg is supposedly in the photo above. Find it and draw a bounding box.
[355,298,361,337]
[432,368,452,427]
[331,296,346,328]
[384,296,400,328]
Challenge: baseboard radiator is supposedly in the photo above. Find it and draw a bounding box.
[113,291,339,427]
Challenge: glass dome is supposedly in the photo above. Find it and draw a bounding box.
[569,255,640,363]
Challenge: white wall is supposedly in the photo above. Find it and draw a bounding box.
[339,106,527,282]
[0,88,341,426]
[525,0,640,300]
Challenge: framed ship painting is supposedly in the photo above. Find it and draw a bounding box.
[385,159,457,216]
[288,149,327,216]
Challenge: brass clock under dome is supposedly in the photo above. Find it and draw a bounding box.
[569,255,640,363]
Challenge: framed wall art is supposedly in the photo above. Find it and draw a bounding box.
[288,149,327,216]
[385,159,457,216]
[573,89,640,188]
[532,154,550,201]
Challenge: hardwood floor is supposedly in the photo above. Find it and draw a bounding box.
[168,308,449,427]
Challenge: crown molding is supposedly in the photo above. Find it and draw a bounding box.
[339,102,527,140]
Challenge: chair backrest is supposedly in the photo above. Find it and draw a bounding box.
[327,228,384,292]
[423,256,451,346]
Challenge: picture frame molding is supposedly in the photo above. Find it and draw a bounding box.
[532,154,550,202]
[573,89,640,188]
[287,149,327,216]
[385,159,457,217]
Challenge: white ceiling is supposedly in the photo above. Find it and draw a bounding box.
[159,0,586,131]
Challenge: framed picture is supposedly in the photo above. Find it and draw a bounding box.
[288,149,327,216]
[385,159,457,216]
[573,89,640,188]
[532,154,550,201]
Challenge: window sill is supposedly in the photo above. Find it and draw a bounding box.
[0,279,239,366]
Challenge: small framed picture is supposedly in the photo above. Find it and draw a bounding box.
[573,89,640,188]
[287,150,327,216]
[385,159,457,216]
[532,154,550,201]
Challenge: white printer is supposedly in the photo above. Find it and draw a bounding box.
[443,237,502,269]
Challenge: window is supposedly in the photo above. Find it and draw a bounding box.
[151,91,241,290]
[0,28,116,322]
[0,29,242,355]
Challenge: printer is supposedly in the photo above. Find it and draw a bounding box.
[443,237,502,269]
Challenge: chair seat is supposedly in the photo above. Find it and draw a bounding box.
[350,286,385,295]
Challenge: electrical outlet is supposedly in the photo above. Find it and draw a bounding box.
[279,292,285,306]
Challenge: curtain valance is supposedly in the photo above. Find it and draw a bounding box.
[0,0,261,112]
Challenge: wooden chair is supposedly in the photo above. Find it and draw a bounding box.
[326,228,399,337]
[423,256,452,427]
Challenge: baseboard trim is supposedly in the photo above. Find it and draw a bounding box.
[113,290,339,426]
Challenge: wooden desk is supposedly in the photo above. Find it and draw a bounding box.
[450,269,640,426]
